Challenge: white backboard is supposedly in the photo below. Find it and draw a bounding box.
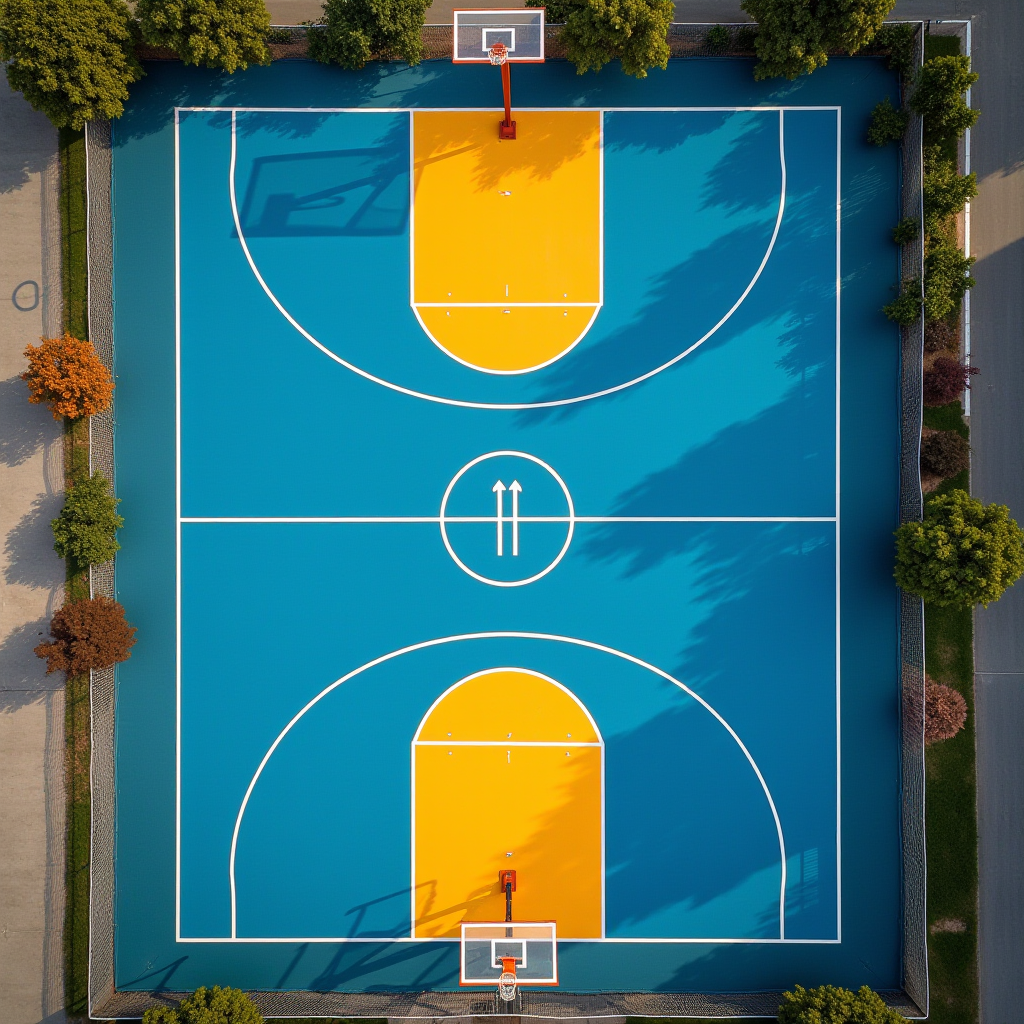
[453,9,546,63]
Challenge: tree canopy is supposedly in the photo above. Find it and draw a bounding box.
[21,333,114,420]
[0,0,142,129]
[52,471,124,570]
[141,986,263,1024]
[741,0,895,80]
[35,596,137,676]
[528,0,674,78]
[911,54,979,142]
[778,984,909,1023]
[895,490,1024,608]
[137,0,271,73]
[309,0,429,69]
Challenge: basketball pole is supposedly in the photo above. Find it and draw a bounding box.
[491,43,517,140]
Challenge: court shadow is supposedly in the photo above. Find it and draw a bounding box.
[308,941,456,990]
[416,111,600,192]
[517,167,830,422]
[236,133,409,237]
[603,702,783,936]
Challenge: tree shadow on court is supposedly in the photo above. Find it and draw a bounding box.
[307,940,457,990]
[604,108,782,217]
[513,212,794,424]
[413,110,600,192]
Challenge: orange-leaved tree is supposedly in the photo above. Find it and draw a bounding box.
[21,332,114,420]
[34,596,137,676]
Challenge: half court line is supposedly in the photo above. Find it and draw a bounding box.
[180,515,836,524]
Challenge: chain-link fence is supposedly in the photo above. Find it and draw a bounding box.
[894,22,928,1021]
[84,117,117,1019]
[88,29,930,1017]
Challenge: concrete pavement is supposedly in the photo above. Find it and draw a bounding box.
[0,82,67,1024]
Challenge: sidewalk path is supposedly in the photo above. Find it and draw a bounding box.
[0,83,67,1024]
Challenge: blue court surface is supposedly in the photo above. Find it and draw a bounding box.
[112,58,904,995]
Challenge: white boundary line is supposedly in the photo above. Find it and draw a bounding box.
[221,633,786,943]
[409,668,604,938]
[409,111,604,376]
[174,107,842,946]
[174,108,184,943]
[834,105,843,942]
[224,107,788,409]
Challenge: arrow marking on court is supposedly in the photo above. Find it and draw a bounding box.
[510,480,522,556]
[492,480,506,555]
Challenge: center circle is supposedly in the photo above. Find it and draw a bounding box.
[438,451,575,587]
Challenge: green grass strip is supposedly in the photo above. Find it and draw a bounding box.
[58,125,92,1019]
[922,401,978,1024]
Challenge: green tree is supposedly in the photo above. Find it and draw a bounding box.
[308,0,429,69]
[867,97,908,145]
[923,233,975,321]
[883,279,921,326]
[141,986,263,1024]
[0,0,142,130]
[52,471,124,569]
[892,218,919,245]
[923,153,978,232]
[895,490,1024,608]
[740,0,895,80]
[528,0,674,78]
[910,54,979,141]
[872,22,915,77]
[137,0,270,73]
[778,984,908,1023]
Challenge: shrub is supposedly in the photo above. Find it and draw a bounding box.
[308,0,429,68]
[778,983,907,1023]
[705,24,730,51]
[923,153,978,232]
[141,986,263,1024]
[740,0,896,80]
[923,234,976,321]
[21,333,114,420]
[867,98,908,145]
[528,0,673,78]
[923,357,978,406]
[883,281,921,326]
[895,489,1024,607]
[892,218,919,245]
[0,0,142,130]
[925,679,968,742]
[873,22,915,77]
[910,54,979,142]
[921,430,970,478]
[733,25,758,52]
[52,471,124,569]
[34,596,137,676]
[137,0,270,72]
[924,312,959,353]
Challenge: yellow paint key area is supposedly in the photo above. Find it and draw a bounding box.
[412,111,601,373]
[413,670,603,938]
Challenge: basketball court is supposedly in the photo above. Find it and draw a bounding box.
[109,23,906,1003]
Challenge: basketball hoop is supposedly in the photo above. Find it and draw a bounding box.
[498,957,518,1001]
[489,41,509,65]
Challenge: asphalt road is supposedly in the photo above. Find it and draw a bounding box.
[262,1,1024,1016]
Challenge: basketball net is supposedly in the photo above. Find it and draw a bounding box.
[489,41,509,65]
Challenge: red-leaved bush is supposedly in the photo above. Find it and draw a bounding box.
[925,679,967,743]
[34,596,137,676]
[923,357,979,406]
